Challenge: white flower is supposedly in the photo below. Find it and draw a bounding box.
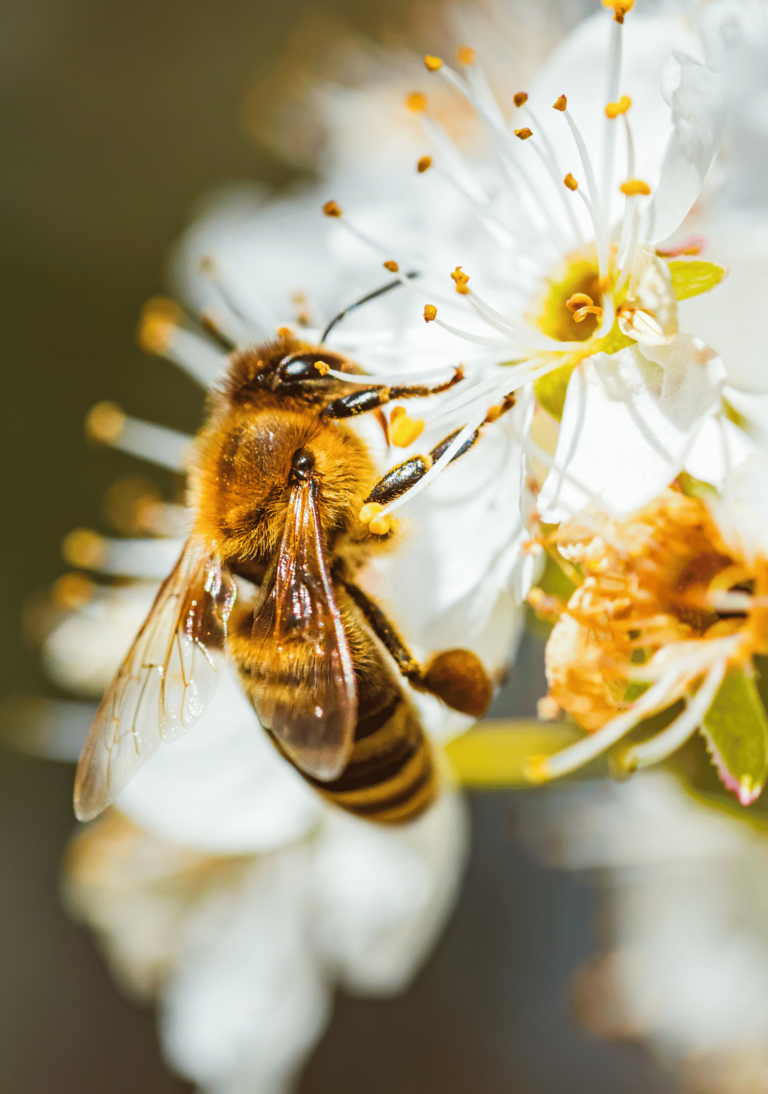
[526,453,768,802]
[521,771,768,1092]
[293,5,731,524]
[670,0,768,435]
[66,792,466,1094]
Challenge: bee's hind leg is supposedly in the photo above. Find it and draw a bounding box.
[340,579,492,718]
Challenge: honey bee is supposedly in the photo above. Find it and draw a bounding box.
[75,334,506,825]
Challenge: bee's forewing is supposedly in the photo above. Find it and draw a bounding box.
[73,538,236,821]
[250,480,357,782]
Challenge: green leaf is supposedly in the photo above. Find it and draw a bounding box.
[537,549,578,601]
[534,363,576,421]
[701,668,768,805]
[668,260,728,301]
[595,324,636,356]
[623,680,650,702]
[677,470,719,502]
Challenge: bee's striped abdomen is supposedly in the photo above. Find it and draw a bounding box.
[308,687,437,823]
[263,679,438,825]
[233,591,440,825]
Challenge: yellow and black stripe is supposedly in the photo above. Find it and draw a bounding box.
[303,685,436,823]
[267,673,438,825]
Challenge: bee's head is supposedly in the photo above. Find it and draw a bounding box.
[224,340,360,405]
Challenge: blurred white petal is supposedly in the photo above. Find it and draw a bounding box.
[538,337,725,521]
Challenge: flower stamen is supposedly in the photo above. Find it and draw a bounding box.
[556,100,609,277]
[620,178,651,196]
[85,402,193,472]
[605,95,631,119]
[602,0,634,24]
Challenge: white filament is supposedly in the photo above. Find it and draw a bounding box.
[624,656,728,769]
[541,664,687,779]
[378,405,490,517]
[95,537,187,580]
[602,19,624,211]
[113,417,193,472]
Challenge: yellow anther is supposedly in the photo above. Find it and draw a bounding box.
[423,304,437,322]
[390,406,406,424]
[450,266,470,295]
[322,200,342,217]
[424,55,443,72]
[553,94,567,112]
[359,502,391,536]
[563,173,578,191]
[276,326,293,339]
[406,91,427,113]
[620,178,651,196]
[51,572,96,611]
[369,512,392,535]
[537,696,562,722]
[86,401,126,444]
[62,528,107,570]
[137,296,181,355]
[485,404,504,423]
[572,305,603,323]
[514,127,533,140]
[603,0,634,23]
[359,502,379,524]
[359,502,380,523]
[383,260,399,272]
[523,755,552,785]
[606,94,632,118]
[513,91,528,107]
[566,292,594,312]
[417,155,432,173]
[313,360,330,375]
[456,45,475,66]
[391,415,425,448]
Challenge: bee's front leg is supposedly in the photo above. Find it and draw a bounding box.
[321,368,463,421]
[362,392,516,509]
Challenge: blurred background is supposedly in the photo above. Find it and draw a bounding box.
[0,0,684,1089]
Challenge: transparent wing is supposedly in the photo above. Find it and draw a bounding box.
[250,480,357,781]
[74,538,236,820]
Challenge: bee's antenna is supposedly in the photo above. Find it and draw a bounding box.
[321,272,418,344]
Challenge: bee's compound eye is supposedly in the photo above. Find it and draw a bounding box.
[278,352,345,384]
[290,448,315,478]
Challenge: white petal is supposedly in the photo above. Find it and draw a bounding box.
[310,790,468,995]
[42,584,157,697]
[162,845,330,1094]
[683,414,759,489]
[712,452,768,563]
[643,52,725,245]
[525,13,703,230]
[538,337,725,521]
[619,248,678,346]
[678,213,768,393]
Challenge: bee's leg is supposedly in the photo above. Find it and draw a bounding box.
[321,367,463,420]
[363,393,516,508]
[341,579,492,718]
